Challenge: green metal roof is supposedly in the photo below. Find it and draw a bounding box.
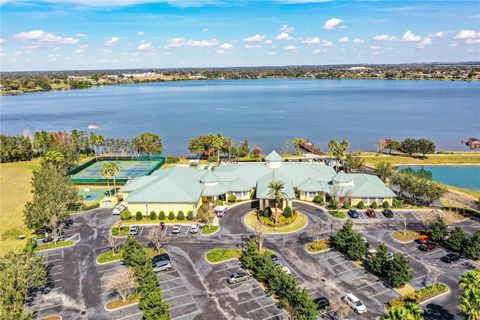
[255,170,296,199]
[348,174,396,198]
[200,170,219,183]
[265,150,283,162]
[332,170,352,184]
[297,178,329,192]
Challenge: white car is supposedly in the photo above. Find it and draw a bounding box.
[129,225,139,235]
[190,223,199,234]
[113,204,126,215]
[172,225,181,234]
[343,293,367,314]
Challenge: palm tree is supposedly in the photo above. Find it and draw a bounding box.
[459,270,480,320]
[328,139,350,172]
[404,302,424,320]
[267,180,288,230]
[382,306,415,320]
[109,162,120,196]
[100,162,113,197]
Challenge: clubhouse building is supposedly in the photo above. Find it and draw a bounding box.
[119,151,396,216]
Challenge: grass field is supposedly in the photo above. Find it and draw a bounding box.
[362,153,480,167]
[0,159,41,256]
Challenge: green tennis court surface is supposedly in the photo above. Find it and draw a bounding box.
[71,160,159,180]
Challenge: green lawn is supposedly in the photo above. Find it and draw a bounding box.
[35,240,75,251]
[206,248,242,263]
[0,159,41,256]
[362,153,480,166]
[243,211,308,234]
[202,225,219,235]
[306,239,330,253]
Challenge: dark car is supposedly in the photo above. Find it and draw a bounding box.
[159,222,165,231]
[441,253,461,263]
[226,272,250,284]
[366,209,376,218]
[418,243,439,252]
[382,209,394,218]
[348,210,359,218]
[314,297,330,311]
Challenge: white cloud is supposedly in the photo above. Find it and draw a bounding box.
[323,17,343,30]
[14,50,22,55]
[265,40,273,44]
[373,34,396,41]
[25,0,226,8]
[105,36,119,46]
[243,34,265,42]
[276,0,333,3]
[187,38,219,47]
[301,37,321,45]
[402,30,422,42]
[137,31,145,36]
[284,45,297,51]
[454,29,480,44]
[219,42,233,50]
[280,24,294,33]
[313,48,326,54]
[417,37,432,48]
[338,36,349,43]
[202,28,209,32]
[216,49,225,54]
[370,45,381,50]
[74,44,88,55]
[75,33,87,37]
[275,32,292,41]
[429,31,443,38]
[352,38,364,44]
[164,37,186,48]
[322,40,333,47]
[245,44,262,49]
[137,41,153,51]
[0,38,4,45]
[14,30,79,45]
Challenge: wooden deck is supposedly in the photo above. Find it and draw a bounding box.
[299,140,324,155]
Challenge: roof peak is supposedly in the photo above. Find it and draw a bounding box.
[265,150,283,162]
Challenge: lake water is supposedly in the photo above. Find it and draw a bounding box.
[397,165,480,190]
[1,79,479,155]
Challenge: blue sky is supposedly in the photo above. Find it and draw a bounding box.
[0,0,479,71]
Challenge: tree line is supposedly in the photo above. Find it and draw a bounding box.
[377,138,436,158]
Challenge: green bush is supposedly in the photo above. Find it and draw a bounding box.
[24,238,37,253]
[177,211,185,221]
[168,211,175,220]
[165,156,179,164]
[82,202,100,211]
[207,156,217,163]
[227,194,237,203]
[329,210,347,219]
[383,201,390,209]
[370,202,378,209]
[313,195,324,204]
[214,199,224,206]
[283,206,292,218]
[187,211,193,220]
[149,211,157,220]
[263,207,272,217]
[135,211,143,220]
[357,201,365,209]
[328,200,338,209]
[120,210,132,220]
[392,198,403,208]
[343,202,351,209]
[158,211,165,220]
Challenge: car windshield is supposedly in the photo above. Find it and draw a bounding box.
[355,301,363,307]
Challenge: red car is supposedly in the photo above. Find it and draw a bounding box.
[417,234,429,244]
[159,222,165,231]
[418,243,439,252]
[366,209,376,218]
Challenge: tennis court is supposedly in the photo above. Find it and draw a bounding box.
[69,156,165,185]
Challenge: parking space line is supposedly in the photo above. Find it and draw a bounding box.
[161,269,179,276]
[46,252,62,257]
[159,278,179,285]
[332,266,360,276]
[325,260,350,268]
[48,258,62,263]
[51,271,62,276]
[164,293,191,301]
[412,275,425,281]
[424,249,444,256]
[116,311,142,320]
[162,284,186,292]
[98,265,124,273]
[370,288,392,298]
[238,295,268,305]
[350,273,370,282]
[261,312,284,320]
[49,264,61,269]
[315,253,341,262]
[31,303,63,312]
[215,265,241,273]
[356,281,379,291]
[172,310,200,320]
[169,301,196,311]
[247,302,277,314]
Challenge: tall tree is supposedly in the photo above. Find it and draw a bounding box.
[106,267,137,302]
[133,132,163,155]
[416,139,436,158]
[400,138,418,156]
[0,251,46,320]
[328,139,349,172]
[138,288,170,320]
[459,269,480,320]
[100,162,114,197]
[292,137,306,154]
[344,152,365,173]
[267,180,288,230]
[384,253,414,288]
[24,162,79,238]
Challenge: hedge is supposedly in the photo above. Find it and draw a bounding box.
[168,211,175,220]
[135,211,143,220]
[149,211,157,220]
[177,211,185,221]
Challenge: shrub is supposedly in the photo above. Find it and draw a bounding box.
[313,195,324,204]
[82,202,100,211]
[168,211,175,220]
[263,207,272,218]
[227,194,237,203]
[207,156,216,163]
[357,201,365,209]
[329,210,347,219]
[149,211,157,220]
[214,199,224,206]
[328,200,338,209]
[392,198,403,208]
[370,202,378,209]
[165,156,179,164]
[24,238,37,253]
[158,211,165,220]
[383,201,390,209]
[187,211,193,221]
[177,211,185,221]
[343,202,351,209]
[283,206,292,218]
[135,211,143,220]
[120,210,132,220]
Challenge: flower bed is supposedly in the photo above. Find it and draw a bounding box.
[258,211,297,227]
[328,210,346,219]
[306,239,330,253]
[105,294,139,310]
[202,225,219,235]
[111,226,130,236]
[387,284,449,308]
[97,248,165,264]
[35,240,75,251]
[206,248,242,263]
[392,230,420,243]
[244,211,308,234]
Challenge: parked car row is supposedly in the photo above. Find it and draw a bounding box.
[347,209,394,219]
[128,223,201,236]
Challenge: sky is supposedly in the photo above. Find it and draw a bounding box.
[0,0,479,71]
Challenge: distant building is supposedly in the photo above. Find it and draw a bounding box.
[119,151,395,216]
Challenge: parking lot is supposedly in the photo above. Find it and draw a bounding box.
[203,259,286,320]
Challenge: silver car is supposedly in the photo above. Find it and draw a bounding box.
[152,259,172,272]
[226,272,250,284]
[129,225,139,235]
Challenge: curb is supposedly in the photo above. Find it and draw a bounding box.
[201,226,220,237]
[418,285,450,305]
[39,316,62,320]
[104,300,139,312]
[390,231,417,244]
[242,211,309,235]
[204,252,239,265]
[96,257,122,265]
[35,240,78,253]
[304,243,331,255]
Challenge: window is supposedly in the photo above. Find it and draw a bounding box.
[362,197,368,203]
[378,197,384,203]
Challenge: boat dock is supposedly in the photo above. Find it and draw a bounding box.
[299,139,324,155]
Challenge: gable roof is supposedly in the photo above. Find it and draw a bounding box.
[255,170,295,199]
[332,170,352,184]
[349,174,396,198]
[265,150,283,162]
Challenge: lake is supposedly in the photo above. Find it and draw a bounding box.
[1,79,479,155]
[397,165,480,190]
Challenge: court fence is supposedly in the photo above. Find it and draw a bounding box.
[69,155,165,185]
